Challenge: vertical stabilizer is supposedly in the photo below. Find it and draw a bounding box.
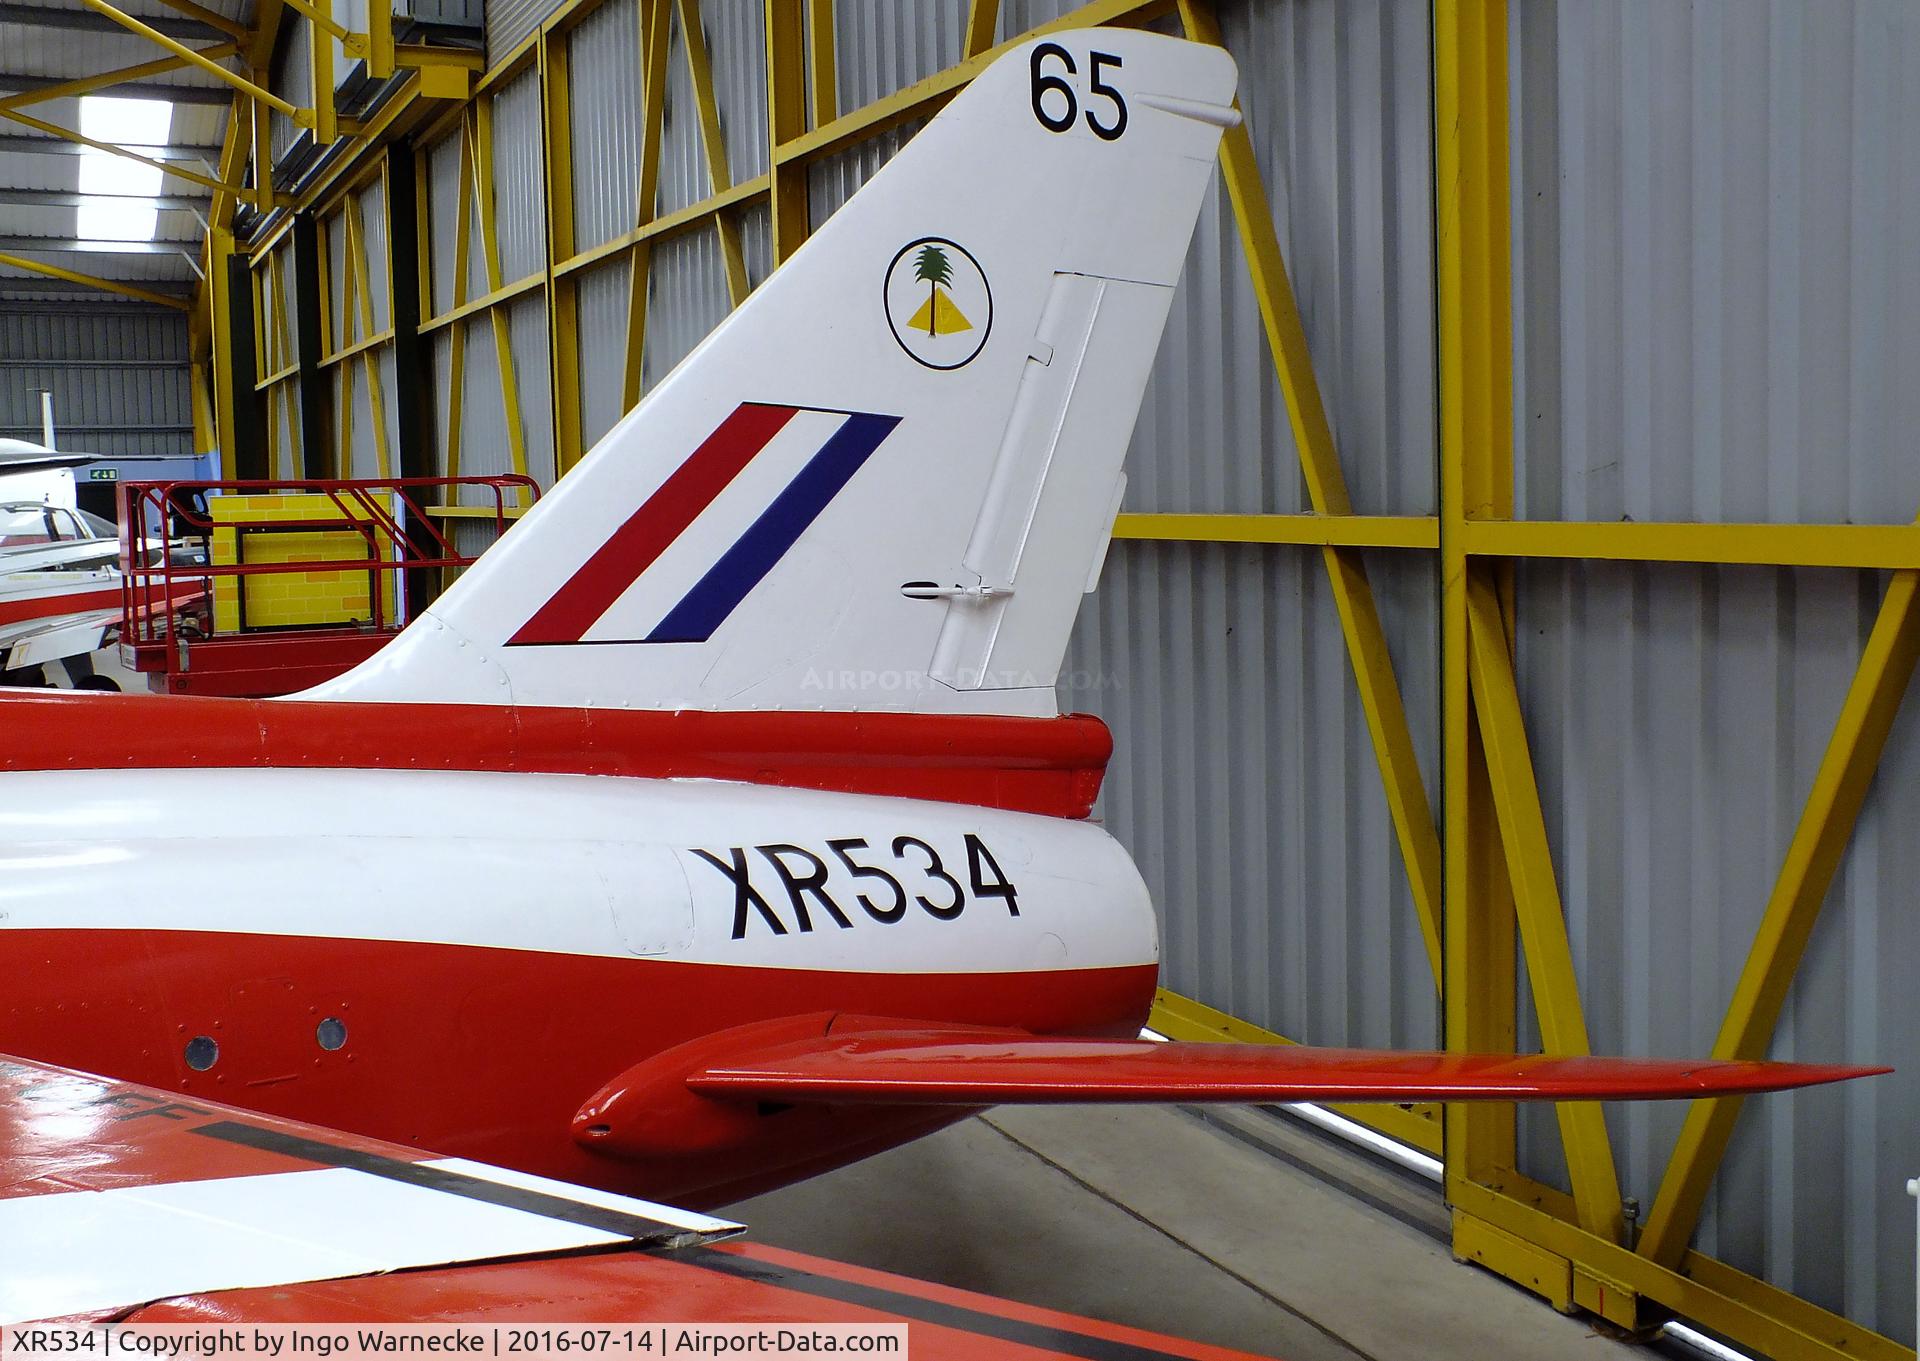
[305,30,1237,714]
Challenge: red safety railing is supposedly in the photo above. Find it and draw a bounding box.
[119,476,537,695]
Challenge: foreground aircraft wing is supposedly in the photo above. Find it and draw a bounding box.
[679,1031,1885,1106]
[0,608,118,670]
[1,1055,1272,1360]
[0,1053,739,1325]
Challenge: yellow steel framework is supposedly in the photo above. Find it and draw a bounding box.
[251,235,304,478]
[0,251,191,310]
[195,2,1916,1357]
[316,165,396,479]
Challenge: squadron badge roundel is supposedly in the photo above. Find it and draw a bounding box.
[884,237,992,370]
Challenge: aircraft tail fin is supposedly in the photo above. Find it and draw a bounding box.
[304,30,1237,714]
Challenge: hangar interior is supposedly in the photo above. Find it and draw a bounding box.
[1,0,1916,1358]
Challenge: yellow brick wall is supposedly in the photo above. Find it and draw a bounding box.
[210,493,400,632]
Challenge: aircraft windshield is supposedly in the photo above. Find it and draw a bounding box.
[0,505,53,547]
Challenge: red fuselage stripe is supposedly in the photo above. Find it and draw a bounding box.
[0,691,1112,818]
[0,585,118,625]
[510,403,802,645]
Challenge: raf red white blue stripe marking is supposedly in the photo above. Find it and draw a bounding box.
[510,403,902,647]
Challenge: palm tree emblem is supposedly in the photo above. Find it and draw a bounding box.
[908,243,971,336]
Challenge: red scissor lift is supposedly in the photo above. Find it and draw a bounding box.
[120,476,537,697]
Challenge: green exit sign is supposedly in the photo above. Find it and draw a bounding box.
[88,468,117,481]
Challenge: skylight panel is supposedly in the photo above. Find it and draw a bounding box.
[74,96,174,243]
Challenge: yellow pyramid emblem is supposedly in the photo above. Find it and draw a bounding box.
[906,287,973,336]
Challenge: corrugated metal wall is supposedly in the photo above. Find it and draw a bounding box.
[0,304,193,457]
[486,0,558,65]
[1510,1,1920,1341]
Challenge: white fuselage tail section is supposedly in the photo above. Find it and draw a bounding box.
[305,31,1237,714]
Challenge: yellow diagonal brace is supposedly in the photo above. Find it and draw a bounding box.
[149,0,248,40]
[622,0,670,412]
[0,106,261,203]
[676,0,750,306]
[346,192,391,478]
[472,97,529,478]
[267,247,299,477]
[804,0,835,127]
[73,0,308,121]
[244,80,271,225]
[0,251,189,310]
[1636,563,1920,1268]
[333,218,355,474]
[0,45,239,111]
[280,0,352,42]
[1465,571,1624,1242]
[1179,0,1442,984]
[444,112,475,477]
[962,0,999,57]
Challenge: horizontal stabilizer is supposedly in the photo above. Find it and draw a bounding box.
[685,1033,1888,1106]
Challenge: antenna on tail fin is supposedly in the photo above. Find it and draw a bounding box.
[304,31,1239,714]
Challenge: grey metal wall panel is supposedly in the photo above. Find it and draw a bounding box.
[738,201,771,290]
[702,0,768,182]
[343,358,375,477]
[360,177,392,334]
[1511,0,1920,1342]
[1513,0,1920,526]
[506,291,554,484]
[567,0,643,254]
[450,514,504,560]
[426,130,463,316]
[269,384,301,477]
[830,0,969,110]
[430,326,454,471]
[491,69,548,283]
[400,0,485,28]
[575,256,630,450]
[327,206,350,353]
[336,344,400,479]
[804,120,918,229]
[485,0,556,65]
[641,223,730,388]
[656,0,711,216]
[270,19,314,163]
[449,312,503,476]
[996,0,1092,36]
[1059,541,1440,1050]
[0,305,192,456]
[432,296,549,488]
[258,240,301,378]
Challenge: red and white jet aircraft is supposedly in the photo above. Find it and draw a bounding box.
[0,28,1883,1232]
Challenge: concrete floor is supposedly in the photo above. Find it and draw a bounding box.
[727,1104,1646,1361]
